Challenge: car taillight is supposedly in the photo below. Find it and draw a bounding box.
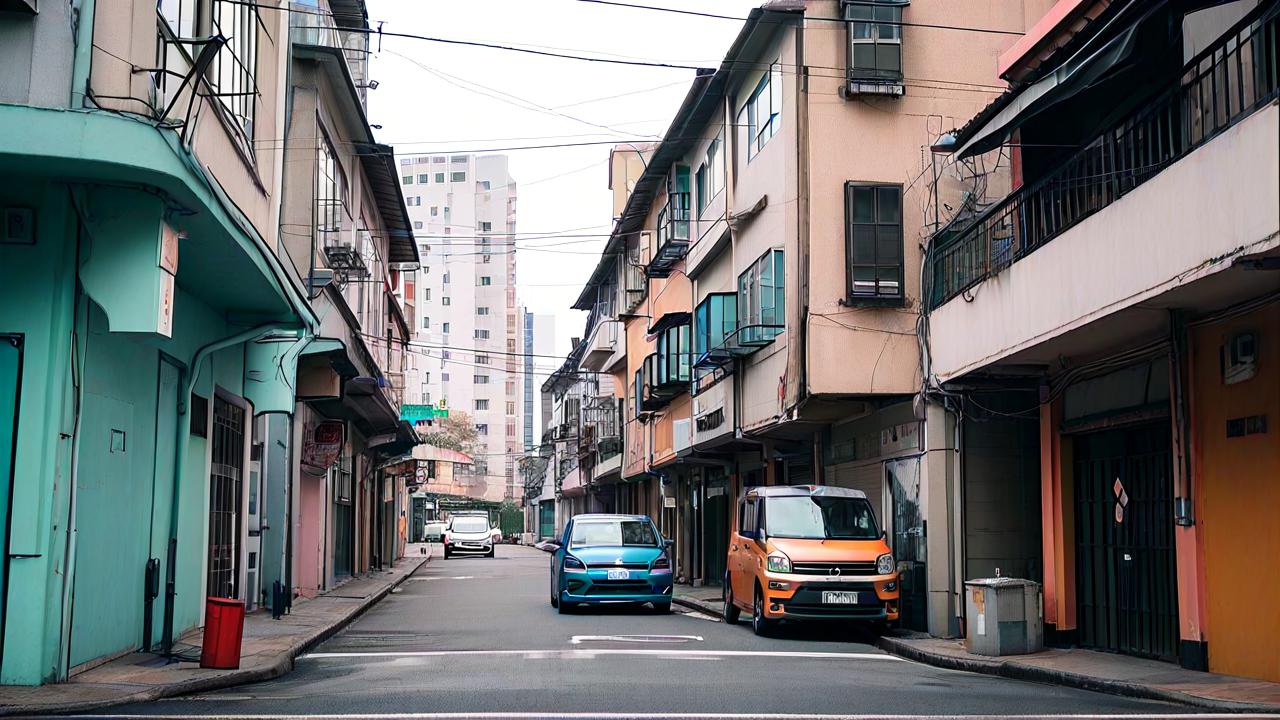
[652,554,671,571]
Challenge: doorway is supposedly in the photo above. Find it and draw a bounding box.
[702,468,729,586]
[332,456,354,578]
[887,457,926,632]
[1074,422,1178,660]
[207,395,246,600]
[0,335,22,672]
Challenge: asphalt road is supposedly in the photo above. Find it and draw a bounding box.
[97,544,1198,719]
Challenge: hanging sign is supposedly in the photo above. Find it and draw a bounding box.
[301,421,344,473]
[1113,477,1129,524]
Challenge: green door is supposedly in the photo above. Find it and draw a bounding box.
[0,336,23,670]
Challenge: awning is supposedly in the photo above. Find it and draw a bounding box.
[954,0,1160,159]
[308,375,403,439]
[647,311,692,336]
[301,337,359,377]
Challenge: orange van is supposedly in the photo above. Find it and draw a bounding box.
[722,485,899,636]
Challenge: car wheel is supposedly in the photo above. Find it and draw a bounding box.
[652,601,672,614]
[752,586,776,637]
[550,584,560,609]
[443,549,451,559]
[722,577,741,624]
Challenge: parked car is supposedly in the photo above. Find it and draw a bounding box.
[444,515,495,558]
[722,485,899,636]
[544,514,673,614]
[423,521,446,543]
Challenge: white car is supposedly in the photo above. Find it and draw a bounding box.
[444,515,495,558]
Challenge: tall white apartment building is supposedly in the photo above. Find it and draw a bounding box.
[400,154,520,500]
[522,310,556,451]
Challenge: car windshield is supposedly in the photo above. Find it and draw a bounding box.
[450,517,489,533]
[569,519,657,548]
[764,496,879,540]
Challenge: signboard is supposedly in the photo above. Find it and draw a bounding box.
[401,403,449,423]
[301,421,344,473]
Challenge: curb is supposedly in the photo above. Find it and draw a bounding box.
[0,555,428,718]
[672,595,723,618]
[876,635,1280,715]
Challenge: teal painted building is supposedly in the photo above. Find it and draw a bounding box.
[0,1,319,684]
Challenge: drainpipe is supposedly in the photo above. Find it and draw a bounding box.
[160,323,300,658]
[70,0,95,108]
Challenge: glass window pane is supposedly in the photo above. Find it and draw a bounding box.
[845,4,871,21]
[853,43,876,70]
[876,226,900,262]
[877,267,901,296]
[851,20,873,39]
[876,43,901,73]
[853,226,876,263]
[853,267,876,295]
[877,186,901,222]
[852,187,875,223]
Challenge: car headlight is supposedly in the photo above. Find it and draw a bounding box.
[766,553,791,573]
[563,555,585,570]
[877,553,894,575]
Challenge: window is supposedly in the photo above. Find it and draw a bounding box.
[434,172,445,183]
[421,316,430,330]
[432,156,446,164]
[442,373,450,381]
[443,273,450,284]
[475,399,490,410]
[844,0,905,87]
[451,171,467,182]
[740,61,782,159]
[442,296,451,305]
[450,155,467,163]
[476,423,489,435]
[476,306,490,315]
[657,322,691,386]
[413,220,423,229]
[209,1,258,138]
[694,292,738,359]
[474,375,490,385]
[738,499,758,537]
[696,133,724,214]
[422,288,431,301]
[479,180,492,191]
[845,183,903,301]
[479,221,492,232]
[414,196,422,206]
[506,401,516,415]
[430,206,439,217]
[424,372,430,384]
[402,175,413,185]
[418,174,429,184]
[475,354,490,365]
[478,276,492,286]
[475,329,491,339]
[737,249,785,345]
[316,130,346,244]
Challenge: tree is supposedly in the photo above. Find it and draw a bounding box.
[421,411,481,458]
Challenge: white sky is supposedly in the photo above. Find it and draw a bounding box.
[367,0,761,362]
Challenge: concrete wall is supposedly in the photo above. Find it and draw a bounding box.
[930,104,1280,381]
[0,2,75,107]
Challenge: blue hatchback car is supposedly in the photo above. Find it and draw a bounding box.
[546,514,674,613]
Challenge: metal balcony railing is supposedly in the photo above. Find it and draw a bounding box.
[928,5,1279,310]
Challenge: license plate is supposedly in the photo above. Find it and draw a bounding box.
[822,590,861,604]
[607,569,630,580]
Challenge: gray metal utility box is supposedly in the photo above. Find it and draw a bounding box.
[964,578,1044,656]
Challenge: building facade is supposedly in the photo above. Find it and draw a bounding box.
[0,0,419,685]
[401,154,522,501]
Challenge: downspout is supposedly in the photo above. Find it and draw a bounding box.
[70,0,95,108]
[160,323,298,657]
[793,16,811,417]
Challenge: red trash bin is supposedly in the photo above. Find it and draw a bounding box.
[200,597,245,669]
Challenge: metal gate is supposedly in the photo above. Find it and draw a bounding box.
[1074,423,1178,660]
[887,457,926,631]
[208,396,246,600]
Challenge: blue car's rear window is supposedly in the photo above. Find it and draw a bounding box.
[570,520,657,547]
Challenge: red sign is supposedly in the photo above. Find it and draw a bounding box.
[301,421,344,472]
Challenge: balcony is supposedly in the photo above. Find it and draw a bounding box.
[640,351,688,411]
[929,7,1279,311]
[581,318,624,372]
[647,192,691,278]
[290,1,372,106]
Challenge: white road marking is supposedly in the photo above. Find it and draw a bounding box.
[570,634,704,644]
[298,648,902,661]
[406,575,475,581]
[49,707,1259,712]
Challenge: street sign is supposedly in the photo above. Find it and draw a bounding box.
[401,403,449,423]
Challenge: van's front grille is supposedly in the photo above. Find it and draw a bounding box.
[790,561,877,576]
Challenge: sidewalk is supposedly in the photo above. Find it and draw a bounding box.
[879,633,1280,713]
[0,544,430,717]
[672,583,724,617]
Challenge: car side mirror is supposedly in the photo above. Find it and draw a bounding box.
[740,529,756,541]
[535,541,561,553]
[663,539,674,549]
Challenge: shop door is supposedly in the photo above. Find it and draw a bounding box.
[208,396,246,600]
[702,471,729,586]
[332,457,354,578]
[0,336,22,671]
[887,457,927,631]
[1074,423,1178,660]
